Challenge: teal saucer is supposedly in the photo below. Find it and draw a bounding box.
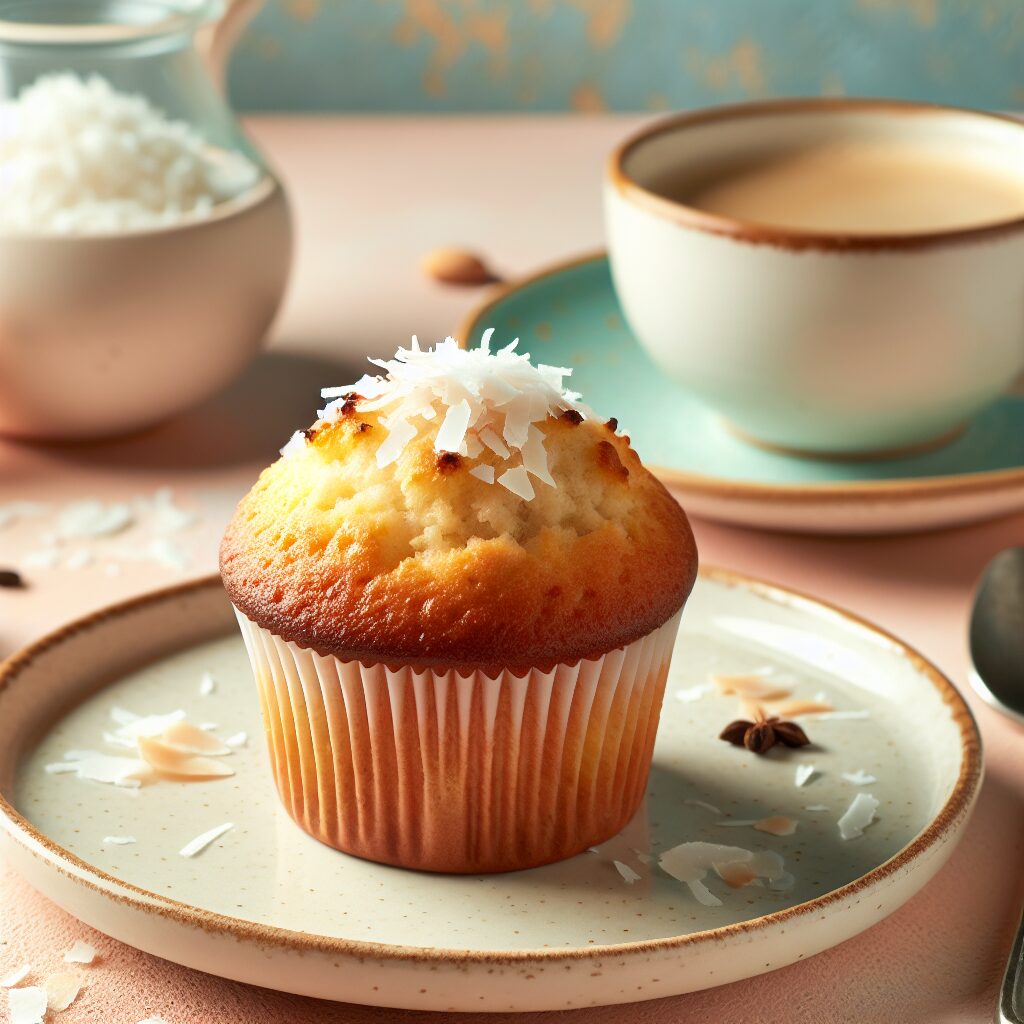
[459,253,1024,534]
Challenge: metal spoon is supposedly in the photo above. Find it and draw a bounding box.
[968,546,1024,1024]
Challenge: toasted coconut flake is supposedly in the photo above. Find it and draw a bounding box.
[659,841,789,907]
[713,673,792,702]
[102,835,137,845]
[7,986,46,1024]
[1,966,30,988]
[179,821,234,858]
[137,738,234,778]
[773,699,834,717]
[613,860,641,884]
[717,863,758,888]
[158,722,230,756]
[224,731,248,748]
[842,769,877,786]
[754,815,798,836]
[198,672,216,696]
[794,764,817,787]
[838,793,880,840]
[44,973,82,1012]
[63,941,96,965]
[683,798,722,815]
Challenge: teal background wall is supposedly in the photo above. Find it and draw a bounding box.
[227,0,1024,113]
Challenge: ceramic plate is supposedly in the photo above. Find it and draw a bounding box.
[0,573,980,1012]
[459,253,1024,534]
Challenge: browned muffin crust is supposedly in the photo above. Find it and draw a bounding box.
[221,413,697,673]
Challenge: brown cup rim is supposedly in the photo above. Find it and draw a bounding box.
[607,97,1024,252]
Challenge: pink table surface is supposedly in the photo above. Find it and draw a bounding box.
[1,115,1023,1024]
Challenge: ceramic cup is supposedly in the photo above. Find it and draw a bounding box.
[605,99,1024,456]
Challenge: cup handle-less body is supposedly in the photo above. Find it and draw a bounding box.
[196,0,263,88]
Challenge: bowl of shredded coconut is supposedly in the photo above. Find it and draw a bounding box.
[0,2,292,439]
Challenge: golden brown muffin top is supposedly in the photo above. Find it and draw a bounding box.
[221,337,697,672]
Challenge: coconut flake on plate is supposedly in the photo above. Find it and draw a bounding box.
[47,752,148,788]
[224,731,248,748]
[179,822,234,858]
[136,737,234,778]
[804,804,830,812]
[683,798,722,815]
[156,721,231,756]
[794,764,817,787]
[613,860,641,884]
[675,682,713,703]
[838,793,880,840]
[62,941,96,965]
[7,986,46,1024]
[712,673,792,702]
[659,842,790,907]
[841,769,877,785]
[198,672,216,697]
[1,965,30,988]
[773,699,834,717]
[802,709,871,721]
[103,835,137,846]
[110,708,186,740]
[753,816,798,837]
[43,973,82,1012]
[311,333,593,500]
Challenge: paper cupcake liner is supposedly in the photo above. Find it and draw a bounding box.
[234,608,682,873]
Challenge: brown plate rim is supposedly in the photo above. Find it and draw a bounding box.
[0,570,982,964]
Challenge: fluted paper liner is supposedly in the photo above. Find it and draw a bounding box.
[234,608,682,873]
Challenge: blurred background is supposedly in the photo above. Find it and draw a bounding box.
[229,0,1024,113]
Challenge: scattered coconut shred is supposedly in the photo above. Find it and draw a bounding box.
[44,706,236,789]
[0,73,260,234]
[838,793,880,840]
[283,332,596,501]
[659,842,793,908]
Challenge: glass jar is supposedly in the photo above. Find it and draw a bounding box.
[0,0,293,439]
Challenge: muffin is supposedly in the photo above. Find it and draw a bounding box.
[221,333,698,873]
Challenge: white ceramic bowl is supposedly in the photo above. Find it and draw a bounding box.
[605,99,1024,456]
[0,177,291,440]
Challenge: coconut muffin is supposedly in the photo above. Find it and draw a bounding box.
[222,333,697,873]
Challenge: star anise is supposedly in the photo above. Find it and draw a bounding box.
[719,711,810,755]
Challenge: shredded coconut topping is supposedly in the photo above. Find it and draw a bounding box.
[287,332,592,499]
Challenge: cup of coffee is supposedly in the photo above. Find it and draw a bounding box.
[605,99,1024,456]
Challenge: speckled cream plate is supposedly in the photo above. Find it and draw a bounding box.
[0,572,981,1012]
[459,253,1024,535]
